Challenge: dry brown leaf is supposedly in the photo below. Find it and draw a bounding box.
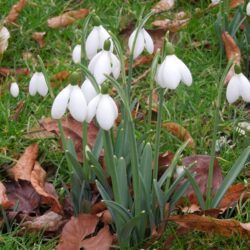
[152,0,175,13]
[152,18,190,32]
[162,122,195,149]
[51,71,70,81]
[221,32,241,84]
[11,100,25,121]
[0,67,30,76]
[0,181,13,209]
[48,9,89,28]
[32,32,46,48]
[8,144,39,181]
[230,0,244,9]
[169,214,250,237]
[40,117,99,161]
[22,211,64,232]
[56,214,99,250]
[5,0,27,24]
[81,225,114,250]
[31,162,63,214]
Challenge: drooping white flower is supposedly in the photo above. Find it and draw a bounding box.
[155,54,192,89]
[211,0,220,5]
[0,26,10,54]
[72,44,81,64]
[128,28,154,59]
[86,94,118,130]
[10,82,19,97]
[247,2,250,16]
[29,72,48,96]
[81,78,98,104]
[88,50,121,84]
[85,25,113,60]
[51,85,88,122]
[226,73,250,103]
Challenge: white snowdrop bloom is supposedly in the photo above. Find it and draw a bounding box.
[176,166,185,177]
[51,85,87,122]
[128,28,154,59]
[10,82,19,97]
[87,94,118,130]
[247,2,250,16]
[0,26,10,54]
[88,50,121,85]
[226,73,250,104]
[85,25,113,59]
[29,72,48,97]
[81,78,98,104]
[155,54,192,89]
[211,0,220,4]
[72,44,81,64]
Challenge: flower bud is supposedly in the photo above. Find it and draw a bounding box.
[10,82,19,97]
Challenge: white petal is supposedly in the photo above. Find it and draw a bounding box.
[85,27,100,59]
[81,79,98,104]
[86,94,101,123]
[96,95,117,130]
[10,82,19,97]
[51,85,72,119]
[68,86,87,122]
[175,56,192,86]
[37,72,48,96]
[128,29,145,59]
[247,2,250,16]
[110,53,121,79]
[98,25,113,51]
[0,27,10,54]
[142,28,154,54]
[226,75,240,104]
[72,44,81,64]
[93,51,112,84]
[239,73,250,102]
[155,63,165,88]
[29,73,39,96]
[88,52,102,75]
[161,55,181,89]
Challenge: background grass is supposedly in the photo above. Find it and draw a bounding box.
[0,0,250,249]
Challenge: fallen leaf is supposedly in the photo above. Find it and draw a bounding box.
[32,32,46,48]
[152,0,175,13]
[56,213,99,250]
[0,181,13,209]
[40,117,99,161]
[5,180,41,213]
[11,100,25,121]
[221,32,241,84]
[5,0,27,24]
[230,0,244,9]
[181,155,223,200]
[169,214,250,237]
[81,225,114,250]
[31,162,63,214]
[8,144,39,181]
[22,211,64,232]
[0,67,30,76]
[51,71,70,81]
[162,122,195,149]
[152,18,190,32]
[48,9,89,28]
[0,26,10,55]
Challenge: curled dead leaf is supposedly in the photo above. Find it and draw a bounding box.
[230,0,244,9]
[152,18,190,32]
[5,0,27,24]
[32,32,46,48]
[162,122,195,149]
[11,100,25,121]
[51,71,70,81]
[48,9,89,28]
[0,181,13,209]
[169,214,250,237]
[152,0,175,14]
[0,67,30,76]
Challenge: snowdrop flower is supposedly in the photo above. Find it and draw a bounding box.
[87,94,118,130]
[226,72,250,103]
[51,85,87,122]
[72,44,81,64]
[88,41,120,84]
[128,28,154,59]
[29,72,48,96]
[85,25,113,59]
[10,82,19,97]
[211,0,220,5]
[81,78,98,104]
[247,2,250,16]
[155,54,192,89]
[0,26,10,54]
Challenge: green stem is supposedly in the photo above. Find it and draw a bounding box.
[82,121,90,178]
[153,88,164,180]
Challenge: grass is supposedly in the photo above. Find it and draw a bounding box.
[0,0,250,249]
